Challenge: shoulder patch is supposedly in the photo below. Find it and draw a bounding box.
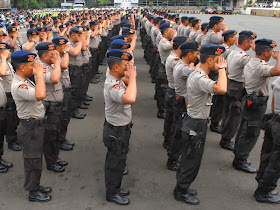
[43,67,47,73]
[18,84,28,89]
[174,58,180,62]
[112,84,121,90]
[201,75,209,79]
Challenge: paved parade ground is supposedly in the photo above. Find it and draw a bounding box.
[1,14,280,210]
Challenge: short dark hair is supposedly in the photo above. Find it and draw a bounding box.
[238,35,252,45]
[37,50,49,58]
[181,49,195,58]
[107,57,123,70]
[202,24,208,32]
[255,45,272,56]
[200,54,216,64]
[224,34,235,42]
[11,61,23,71]
[160,27,169,35]
[208,20,217,29]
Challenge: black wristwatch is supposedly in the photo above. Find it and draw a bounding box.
[63,50,69,54]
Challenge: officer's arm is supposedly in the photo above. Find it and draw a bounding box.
[50,51,61,84]
[122,63,137,104]
[23,41,36,51]
[0,52,8,76]
[210,34,223,45]
[61,52,69,70]
[130,34,137,52]
[9,35,17,48]
[59,28,67,37]
[213,57,228,94]
[270,51,280,76]
[69,42,82,56]
[33,61,46,101]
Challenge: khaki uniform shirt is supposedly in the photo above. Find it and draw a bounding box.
[0,60,14,92]
[104,73,132,126]
[41,62,64,102]
[173,60,194,98]
[227,47,251,82]
[0,78,6,107]
[201,29,223,46]
[68,41,83,66]
[244,57,273,96]
[189,29,198,41]
[60,58,71,88]
[22,41,37,54]
[272,77,280,115]
[158,37,172,65]
[165,51,180,89]
[11,74,45,119]
[183,25,191,37]
[187,67,216,119]
[195,31,205,45]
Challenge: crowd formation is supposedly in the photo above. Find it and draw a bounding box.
[0,7,280,207]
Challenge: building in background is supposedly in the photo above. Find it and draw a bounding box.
[0,0,11,9]
[114,0,138,8]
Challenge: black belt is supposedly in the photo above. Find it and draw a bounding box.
[105,120,132,129]
[20,118,44,125]
[43,101,62,106]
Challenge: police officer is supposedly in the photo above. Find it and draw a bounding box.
[183,17,196,37]
[174,44,227,205]
[0,58,13,173]
[177,16,188,36]
[11,50,52,202]
[233,39,280,173]
[165,35,189,167]
[157,22,177,120]
[52,37,75,151]
[68,26,86,119]
[195,23,208,45]
[103,49,136,205]
[220,30,237,59]
[22,29,40,54]
[7,26,21,53]
[35,42,67,173]
[254,76,280,204]
[168,41,198,171]
[189,19,201,41]
[220,31,256,151]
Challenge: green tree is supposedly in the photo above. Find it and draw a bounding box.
[162,1,168,6]
[149,1,153,7]
[98,0,110,6]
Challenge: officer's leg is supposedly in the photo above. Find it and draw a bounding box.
[24,158,42,191]
[0,109,6,160]
[5,94,21,151]
[210,94,224,133]
[44,110,64,172]
[164,89,175,152]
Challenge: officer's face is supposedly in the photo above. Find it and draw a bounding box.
[22,62,34,76]
[190,51,199,63]
[117,60,128,77]
[263,49,273,62]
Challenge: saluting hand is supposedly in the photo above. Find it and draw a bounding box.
[0,50,10,60]
[125,63,137,80]
[33,60,44,76]
[51,50,60,64]
[215,56,227,70]
[272,50,280,60]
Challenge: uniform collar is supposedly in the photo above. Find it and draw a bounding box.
[107,72,120,81]
[196,67,208,76]
[14,73,26,81]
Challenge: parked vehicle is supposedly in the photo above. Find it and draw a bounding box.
[205,7,215,14]
[222,6,233,14]
[214,6,223,14]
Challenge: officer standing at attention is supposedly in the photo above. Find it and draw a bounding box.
[220,30,237,59]
[103,49,136,205]
[0,57,13,173]
[35,42,67,173]
[0,42,22,152]
[174,44,227,205]
[11,50,52,202]
[52,37,75,151]
[22,29,40,55]
[220,31,256,151]
[165,35,189,169]
[233,39,280,173]
[254,75,280,204]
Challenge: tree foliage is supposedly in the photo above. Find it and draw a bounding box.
[12,0,60,9]
[98,0,110,6]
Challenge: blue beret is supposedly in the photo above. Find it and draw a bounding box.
[59,24,67,28]
[188,17,197,23]
[255,39,277,48]
[175,17,180,22]
[191,19,201,26]
[107,49,132,61]
[89,20,98,26]
[35,27,45,32]
[11,50,37,63]
[209,16,224,23]
[239,30,257,39]
[52,37,68,46]
[35,42,56,51]
[5,23,12,27]
[123,23,132,28]
[110,40,131,50]
[181,16,188,22]
[7,26,17,33]
[160,22,173,30]
[43,26,52,32]
[70,26,83,34]
[111,35,126,41]
[0,42,11,50]
[122,27,135,35]
[29,24,36,28]
[173,35,190,45]
[200,44,225,56]
[181,41,200,51]
[222,30,237,37]
[0,31,7,36]
[82,26,89,31]
[12,22,18,26]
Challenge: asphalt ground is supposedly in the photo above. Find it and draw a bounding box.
[1,14,280,210]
